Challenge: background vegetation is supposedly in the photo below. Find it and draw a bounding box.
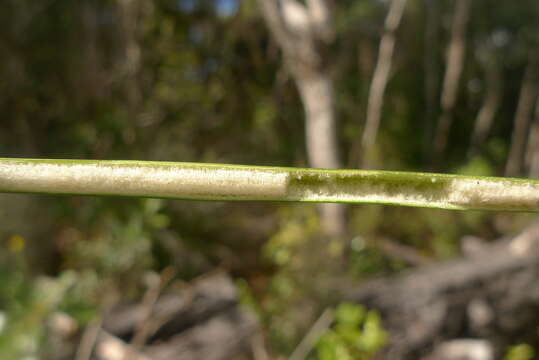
[1,0,539,358]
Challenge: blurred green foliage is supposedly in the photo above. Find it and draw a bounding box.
[262,206,324,352]
[504,344,536,360]
[315,303,386,360]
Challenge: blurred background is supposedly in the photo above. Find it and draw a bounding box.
[1,0,539,359]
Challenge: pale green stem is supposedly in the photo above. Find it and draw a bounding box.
[0,158,538,211]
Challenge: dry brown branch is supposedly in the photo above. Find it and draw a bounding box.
[101,272,258,360]
[251,331,270,360]
[75,316,103,360]
[143,306,258,360]
[95,331,150,360]
[126,268,177,359]
[375,237,432,266]
[289,307,335,360]
[342,221,539,359]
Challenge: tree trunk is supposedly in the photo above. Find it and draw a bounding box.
[257,0,345,237]
[432,0,471,168]
[360,0,408,169]
[468,47,502,158]
[525,94,539,178]
[117,0,141,144]
[296,72,340,169]
[80,0,102,101]
[423,0,440,163]
[505,54,538,177]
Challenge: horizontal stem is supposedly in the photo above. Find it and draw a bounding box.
[0,158,538,211]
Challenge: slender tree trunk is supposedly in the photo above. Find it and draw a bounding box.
[468,49,502,158]
[360,0,408,169]
[117,0,141,144]
[257,0,345,237]
[505,55,538,177]
[432,0,471,167]
[296,73,345,235]
[296,72,339,169]
[423,0,440,163]
[526,97,539,178]
[80,0,101,101]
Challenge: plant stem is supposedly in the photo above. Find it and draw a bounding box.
[0,158,539,211]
